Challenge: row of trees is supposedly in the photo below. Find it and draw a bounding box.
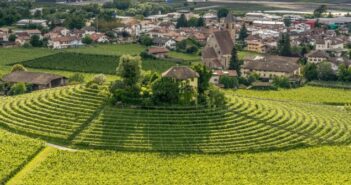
[303,62,351,82]
[176,14,205,28]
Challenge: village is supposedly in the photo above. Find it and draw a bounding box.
[0,2,351,92]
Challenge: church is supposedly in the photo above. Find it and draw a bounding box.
[201,14,236,69]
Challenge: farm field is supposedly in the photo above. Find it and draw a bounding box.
[66,44,146,56]
[0,85,350,153]
[19,52,191,74]
[230,86,351,105]
[9,146,351,185]
[0,129,44,184]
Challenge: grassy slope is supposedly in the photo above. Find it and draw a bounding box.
[15,146,351,185]
[0,129,44,183]
[230,86,351,104]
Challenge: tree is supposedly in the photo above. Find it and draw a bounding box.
[337,64,351,81]
[176,14,188,28]
[82,35,93,45]
[8,34,16,42]
[197,16,205,27]
[219,76,239,89]
[238,24,248,42]
[277,33,291,56]
[139,35,153,46]
[30,35,42,47]
[303,63,318,81]
[314,5,327,18]
[68,73,85,84]
[317,62,336,81]
[188,17,198,27]
[229,47,242,76]
[192,64,212,94]
[151,77,180,105]
[116,55,142,86]
[65,15,85,29]
[9,83,27,95]
[283,18,291,27]
[217,8,229,19]
[272,76,290,88]
[327,12,333,18]
[11,64,27,73]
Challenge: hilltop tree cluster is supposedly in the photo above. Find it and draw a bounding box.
[109,55,225,107]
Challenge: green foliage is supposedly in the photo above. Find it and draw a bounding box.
[229,47,242,76]
[8,82,27,95]
[337,64,351,81]
[219,76,239,89]
[11,64,27,73]
[64,15,85,29]
[317,62,336,81]
[176,38,200,54]
[151,77,180,105]
[0,129,43,184]
[314,5,327,18]
[30,35,43,47]
[283,18,291,27]
[303,63,318,81]
[192,64,211,94]
[238,24,248,42]
[82,35,93,45]
[91,74,107,85]
[139,35,153,46]
[272,76,290,88]
[15,146,351,184]
[176,14,188,28]
[277,33,291,57]
[205,86,226,108]
[8,34,16,42]
[217,8,229,19]
[69,73,85,84]
[116,55,142,86]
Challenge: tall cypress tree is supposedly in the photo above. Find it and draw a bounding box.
[278,33,291,57]
[229,46,242,76]
[176,14,188,28]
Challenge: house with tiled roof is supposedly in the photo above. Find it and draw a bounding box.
[162,66,199,89]
[306,50,330,64]
[48,36,83,49]
[242,55,300,79]
[315,37,344,51]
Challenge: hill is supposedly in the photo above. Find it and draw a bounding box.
[0,85,350,153]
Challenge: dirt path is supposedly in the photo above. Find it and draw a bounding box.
[46,143,78,152]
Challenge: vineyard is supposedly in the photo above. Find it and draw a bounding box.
[231,86,351,105]
[19,52,190,74]
[10,146,351,185]
[0,129,44,184]
[0,85,350,153]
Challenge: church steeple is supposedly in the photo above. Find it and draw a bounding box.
[224,13,236,42]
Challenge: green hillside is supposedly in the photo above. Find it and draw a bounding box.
[0,85,350,153]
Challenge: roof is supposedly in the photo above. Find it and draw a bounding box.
[52,36,80,43]
[152,37,170,45]
[2,71,65,85]
[162,66,199,80]
[213,30,233,55]
[202,47,218,59]
[213,70,238,77]
[224,13,236,24]
[148,47,169,54]
[306,50,329,58]
[243,55,300,73]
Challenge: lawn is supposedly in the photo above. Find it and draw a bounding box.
[0,48,55,66]
[229,86,351,105]
[13,146,351,185]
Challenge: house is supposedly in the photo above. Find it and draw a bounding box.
[90,33,109,43]
[1,71,67,92]
[242,55,300,79]
[148,47,169,58]
[202,30,234,69]
[306,50,329,64]
[48,36,83,49]
[16,19,48,27]
[315,37,344,51]
[161,66,199,90]
[51,27,70,37]
[152,37,176,50]
[246,40,267,53]
[210,70,238,86]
